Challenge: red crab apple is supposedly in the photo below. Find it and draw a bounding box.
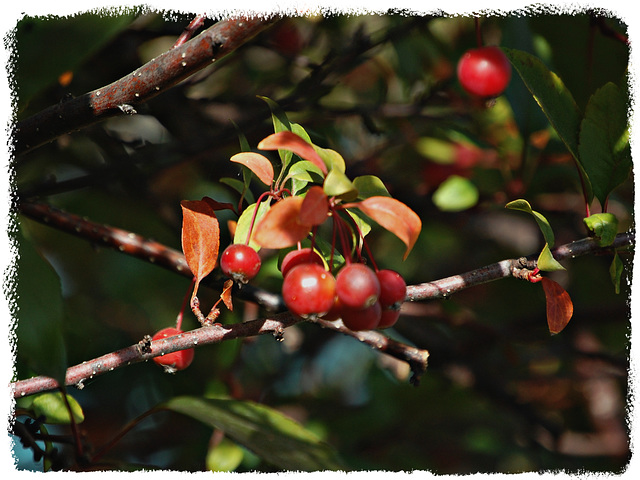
[220,243,261,284]
[281,248,324,278]
[152,327,194,373]
[456,46,512,98]
[341,301,382,331]
[376,269,407,308]
[335,263,381,310]
[282,263,336,319]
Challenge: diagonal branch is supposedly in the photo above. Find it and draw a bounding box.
[14,15,277,156]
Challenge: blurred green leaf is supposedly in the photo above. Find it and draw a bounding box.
[206,437,245,472]
[583,213,619,247]
[162,396,346,471]
[32,392,84,425]
[14,224,67,382]
[578,82,631,208]
[432,175,478,212]
[609,251,623,295]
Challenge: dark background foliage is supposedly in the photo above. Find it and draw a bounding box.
[9,10,632,472]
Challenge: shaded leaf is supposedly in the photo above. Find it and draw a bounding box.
[230,152,275,186]
[253,196,311,249]
[583,213,619,247]
[202,196,237,214]
[503,48,592,202]
[285,160,325,195]
[14,225,67,382]
[221,279,234,311]
[258,95,292,134]
[506,199,555,247]
[162,396,346,471]
[300,186,330,226]
[259,131,328,174]
[345,196,422,260]
[32,392,84,425]
[537,243,565,272]
[181,199,221,300]
[323,169,358,201]
[609,251,623,295]
[578,82,631,207]
[541,278,573,334]
[220,177,255,205]
[432,175,478,212]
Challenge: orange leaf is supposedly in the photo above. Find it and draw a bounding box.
[220,279,234,311]
[258,131,328,174]
[345,196,422,260]
[253,196,311,249]
[299,186,330,226]
[541,277,573,334]
[181,199,221,300]
[230,152,275,186]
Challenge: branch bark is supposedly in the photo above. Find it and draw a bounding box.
[14,15,277,156]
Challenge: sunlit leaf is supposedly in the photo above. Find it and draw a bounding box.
[315,147,346,173]
[253,196,311,249]
[583,213,619,247]
[258,95,292,134]
[541,278,573,334]
[299,186,330,226]
[206,437,245,472]
[32,392,84,425]
[181,199,221,300]
[323,169,358,200]
[432,175,478,212]
[353,175,391,199]
[345,196,422,260]
[537,243,565,272]
[258,131,328,175]
[578,82,631,207]
[285,160,325,195]
[505,198,555,247]
[234,201,270,249]
[162,396,346,471]
[230,152,275,186]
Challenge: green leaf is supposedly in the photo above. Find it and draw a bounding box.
[353,175,391,199]
[32,392,84,425]
[609,251,623,294]
[234,201,270,249]
[537,243,565,272]
[583,213,619,247]
[323,169,358,201]
[505,198,555,247]
[258,96,294,170]
[161,396,346,471]
[503,48,592,202]
[285,160,325,195]
[14,225,67,382]
[315,147,346,173]
[220,177,255,205]
[578,82,631,207]
[206,437,245,472]
[432,175,478,212]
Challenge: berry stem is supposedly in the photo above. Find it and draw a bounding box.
[245,190,273,245]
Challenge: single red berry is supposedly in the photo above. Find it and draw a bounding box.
[376,269,407,308]
[336,263,380,310]
[282,263,336,319]
[341,301,382,331]
[321,297,344,321]
[377,308,401,329]
[281,248,324,278]
[456,46,512,98]
[220,243,261,284]
[152,327,195,373]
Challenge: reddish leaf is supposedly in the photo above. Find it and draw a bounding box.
[541,277,573,334]
[181,199,221,300]
[230,152,275,186]
[258,131,328,174]
[202,196,237,214]
[345,196,422,260]
[299,186,330,226]
[220,279,234,311]
[253,196,311,249]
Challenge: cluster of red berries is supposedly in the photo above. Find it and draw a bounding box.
[279,248,406,331]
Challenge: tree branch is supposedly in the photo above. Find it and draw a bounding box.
[14,15,277,156]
